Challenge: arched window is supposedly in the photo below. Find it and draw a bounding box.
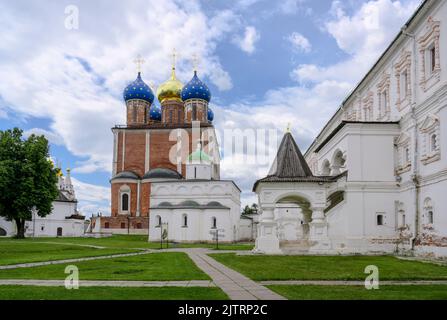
[431,134,437,152]
[182,214,188,227]
[321,160,330,176]
[211,217,217,229]
[427,210,434,224]
[155,215,162,227]
[121,193,129,211]
[423,198,434,225]
[405,147,410,163]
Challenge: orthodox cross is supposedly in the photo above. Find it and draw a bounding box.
[134,55,145,73]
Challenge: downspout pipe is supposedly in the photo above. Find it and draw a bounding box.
[401,26,420,251]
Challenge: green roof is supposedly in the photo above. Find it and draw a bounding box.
[188,149,210,162]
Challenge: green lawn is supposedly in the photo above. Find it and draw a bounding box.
[0,241,136,266]
[210,254,447,281]
[0,285,228,300]
[268,285,447,300]
[0,252,209,281]
[0,235,254,251]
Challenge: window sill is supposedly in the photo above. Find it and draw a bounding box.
[421,152,440,165]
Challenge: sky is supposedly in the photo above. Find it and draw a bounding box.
[0,0,422,217]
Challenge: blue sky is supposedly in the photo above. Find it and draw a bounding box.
[0,0,421,216]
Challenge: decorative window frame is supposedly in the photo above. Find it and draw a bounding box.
[422,197,434,228]
[376,72,391,120]
[343,101,358,121]
[394,51,412,111]
[119,185,131,215]
[395,132,411,174]
[418,17,441,92]
[419,114,440,165]
[362,91,374,121]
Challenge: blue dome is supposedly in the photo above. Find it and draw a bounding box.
[181,71,211,102]
[123,72,155,104]
[149,105,161,121]
[207,107,214,122]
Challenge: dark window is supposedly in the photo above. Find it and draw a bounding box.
[104,222,110,229]
[428,211,434,224]
[136,223,142,229]
[430,46,436,72]
[169,110,173,123]
[121,222,126,229]
[192,103,197,120]
[183,215,188,227]
[57,227,63,236]
[212,217,217,229]
[122,193,129,211]
[377,215,384,226]
[156,215,162,227]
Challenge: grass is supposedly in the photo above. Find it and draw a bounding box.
[210,254,447,281]
[0,252,209,281]
[0,285,228,300]
[268,285,447,300]
[0,241,136,266]
[0,235,254,251]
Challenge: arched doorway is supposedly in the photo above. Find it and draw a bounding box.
[57,227,63,237]
[0,228,6,236]
[275,195,312,243]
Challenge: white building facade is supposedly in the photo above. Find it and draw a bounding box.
[0,169,86,237]
[148,146,241,243]
[255,0,447,257]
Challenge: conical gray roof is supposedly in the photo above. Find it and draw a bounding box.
[268,132,313,178]
[253,132,337,191]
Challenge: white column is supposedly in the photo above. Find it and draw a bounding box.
[309,205,330,252]
[253,206,282,254]
[145,131,150,174]
[136,180,141,217]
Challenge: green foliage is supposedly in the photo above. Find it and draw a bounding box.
[0,128,59,238]
[241,203,258,216]
[0,252,210,281]
[210,254,447,281]
[268,285,447,300]
[0,286,228,300]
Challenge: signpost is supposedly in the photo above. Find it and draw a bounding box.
[209,228,225,250]
[160,222,168,249]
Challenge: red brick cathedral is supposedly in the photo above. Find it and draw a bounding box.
[96,59,219,233]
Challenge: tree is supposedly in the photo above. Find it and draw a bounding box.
[241,203,259,216]
[0,128,59,238]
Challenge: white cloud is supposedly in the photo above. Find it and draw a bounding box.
[292,0,420,84]
[23,128,64,145]
[278,0,307,15]
[287,32,312,53]
[233,26,261,54]
[71,177,110,216]
[0,0,243,176]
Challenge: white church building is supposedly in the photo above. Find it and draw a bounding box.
[0,169,86,237]
[254,0,447,258]
[148,144,241,243]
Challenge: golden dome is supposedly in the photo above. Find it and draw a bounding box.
[156,67,183,103]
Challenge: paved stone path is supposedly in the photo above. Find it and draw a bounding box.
[184,249,286,300]
[0,279,215,287]
[0,251,153,270]
[259,280,447,286]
